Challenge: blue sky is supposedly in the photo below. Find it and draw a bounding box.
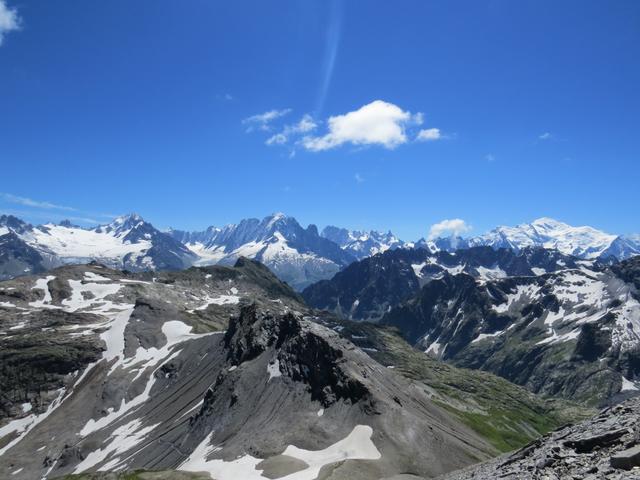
[0,0,638,240]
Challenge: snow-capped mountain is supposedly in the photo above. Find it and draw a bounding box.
[321,226,405,260]
[170,213,356,290]
[2,213,637,288]
[382,254,640,406]
[465,217,640,260]
[0,213,196,276]
[302,245,597,322]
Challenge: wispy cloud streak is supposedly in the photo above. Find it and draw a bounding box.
[315,0,342,115]
[1,193,77,211]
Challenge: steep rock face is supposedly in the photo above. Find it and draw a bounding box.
[442,397,640,480]
[303,246,592,322]
[0,231,48,280]
[0,215,33,235]
[224,305,370,407]
[380,258,640,406]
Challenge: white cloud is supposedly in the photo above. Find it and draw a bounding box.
[1,193,76,211]
[428,218,471,240]
[242,108,291,131]
[302,100,424,151]
[0,0,20,46]
[416,128,442,142]
[266,114,317,145]
[354,173,364,183]
[266,133,287,145]
[539,132,552,140]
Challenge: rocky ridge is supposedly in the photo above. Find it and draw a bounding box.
[442,397,640,479]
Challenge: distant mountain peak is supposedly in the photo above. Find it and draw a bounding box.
[321,225,405,260]
[112,212,144,225]
[462,217,630,260]
[531,216,565,226]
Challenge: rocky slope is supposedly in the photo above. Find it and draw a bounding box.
[441,397,640,479]
[310,316,592,454]
[0,261,586,479]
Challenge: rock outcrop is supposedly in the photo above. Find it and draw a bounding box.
[442,397,640,479]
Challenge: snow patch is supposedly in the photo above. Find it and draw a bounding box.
[28,275,56,308]
[179,424,380,480]
[267,359,282,381]
[621,376,639,392]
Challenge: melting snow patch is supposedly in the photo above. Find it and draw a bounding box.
[179,424,380,480]
[476,266,507,281]
[120,279,151,285]
[73,419,159,473]
[621,376,639,392]
[537,328,581,345]
[471,331,504,343]
[411,262,426,278]
[62,279,125,312]
[191,294,240,312]
[0,387,66,456]
[425,341,443,357]
[267,359,282,381]
[29,275,56,308]
[80,320,208,437]
[84,272,111,282]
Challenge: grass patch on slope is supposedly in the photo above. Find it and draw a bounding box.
[338,322,594,453]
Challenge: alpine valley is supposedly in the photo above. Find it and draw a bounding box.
[1,211,639,480]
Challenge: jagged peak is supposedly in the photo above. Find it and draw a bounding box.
[112,212,144,225]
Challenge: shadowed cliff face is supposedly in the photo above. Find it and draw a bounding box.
[224,304,370,407]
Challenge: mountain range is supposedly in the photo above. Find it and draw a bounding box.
[304,246,640,407]
[169,213,355,289]
[0,260,586,479]
[1,211,639,478]
[1,213,638,290]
